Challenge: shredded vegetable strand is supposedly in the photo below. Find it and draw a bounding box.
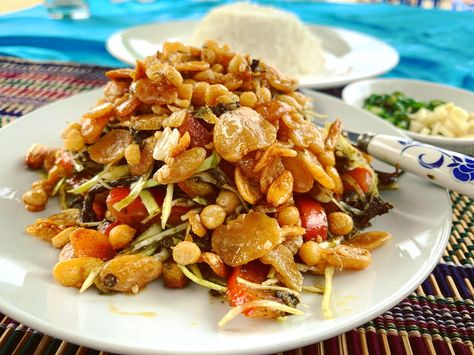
[218,300,303,328]
[143,179,160,188]
[69,165,129,194]
[52,177,66,196]
[132,222,188,251]
[302,285,325,294]
[133,223,162,245]
[195,150,221,173]
[113,174,148,211]
[161,183,174,229]
[59,184,68,210]
[178,264,227,293]
[322,266,335,318]
[236,277,300,297]
[79,265,103,294]
[153,249,170,262]
[140,190,161,224]
[189,264,203,279]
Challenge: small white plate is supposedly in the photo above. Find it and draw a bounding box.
[106,21,399,89]
[0,89,450,354]
[342,78,474,155]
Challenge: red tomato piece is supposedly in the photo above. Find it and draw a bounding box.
[106,187,189,227]
[167,205,192,226]
[227,261,270,307]
[344,167,373,194]
[178,114,212,148]
[92,201,106,221]
[294,194,328,242]
[92,191,108,220]
[106,187,148,225]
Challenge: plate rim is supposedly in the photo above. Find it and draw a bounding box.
[0,89,451,355]
[105,20,399,89]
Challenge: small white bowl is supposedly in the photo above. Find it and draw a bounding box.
[341,78,474,156]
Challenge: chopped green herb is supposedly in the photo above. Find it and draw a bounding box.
[363,92,444,130]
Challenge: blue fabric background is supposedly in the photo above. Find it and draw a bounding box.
[0,0,473,90]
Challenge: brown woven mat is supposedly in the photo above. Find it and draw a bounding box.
[0,56,472,355]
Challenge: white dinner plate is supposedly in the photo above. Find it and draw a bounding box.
[106,21,399,89]
[0,89,450,355]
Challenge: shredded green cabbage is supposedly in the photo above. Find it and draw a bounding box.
[192,197,208,205]
[196,150,221,173]
[79,265,103,294]
[133,223,162,245]
[139,190,161,224]
[236,277,300,297]
[112,175,147,212]
[322,266,335,318]
[69,165,129,194]
[143,179,160,188]
[131,222,188,251]
[302,285,325,294]
[189,263,203,279]
[52,177,66,196]
[178,264,227,293]
[218,300,303,328]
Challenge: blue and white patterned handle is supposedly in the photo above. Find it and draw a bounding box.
[366,135,474,198]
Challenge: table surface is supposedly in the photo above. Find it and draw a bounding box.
[0,1,473,354]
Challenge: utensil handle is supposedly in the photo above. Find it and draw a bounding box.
[366,134,474,198]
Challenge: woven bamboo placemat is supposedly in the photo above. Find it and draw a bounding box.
[0,56,472,355]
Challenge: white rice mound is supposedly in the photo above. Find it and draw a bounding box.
[191,3,325,77]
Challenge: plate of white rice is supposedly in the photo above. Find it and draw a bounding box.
[106,3,399,89]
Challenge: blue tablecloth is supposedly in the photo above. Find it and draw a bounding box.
[1,0,473,90]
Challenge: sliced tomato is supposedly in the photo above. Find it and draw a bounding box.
[294,194,328,242]
[92,201,106,221]
[178,113,212,148]
[227,261,270,307]
[167,205,191,226]
[226,261,285,318]
[343,167,373,194]
[106,187,190,226]
[92,191,108,220]
[106,186,165,226]
[106,187,148,225]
